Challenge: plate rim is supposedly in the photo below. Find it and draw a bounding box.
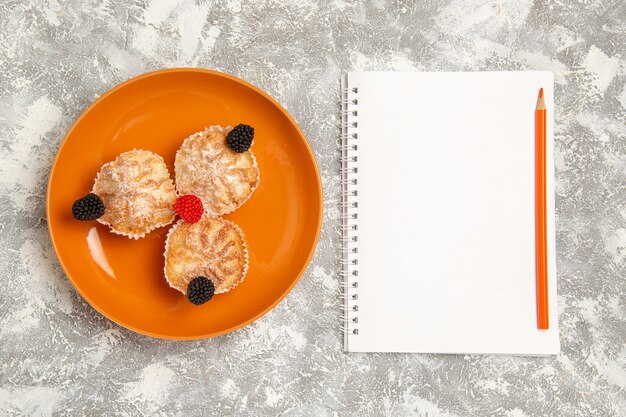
[46,68,323,340]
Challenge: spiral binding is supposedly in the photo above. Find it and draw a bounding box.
[340,84,359,341]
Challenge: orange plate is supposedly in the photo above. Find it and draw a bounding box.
[47,69,323,340]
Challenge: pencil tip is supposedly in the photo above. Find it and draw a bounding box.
[539,88,544,98]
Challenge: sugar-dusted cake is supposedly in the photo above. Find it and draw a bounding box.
[72,149,177,239]
[164,215,248,304]
[174,125,260,216]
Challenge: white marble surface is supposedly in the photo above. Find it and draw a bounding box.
[1,0,624,416]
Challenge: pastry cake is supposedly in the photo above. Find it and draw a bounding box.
[174,125,260,216]
[89,149,177,238]
[164,216,248,303]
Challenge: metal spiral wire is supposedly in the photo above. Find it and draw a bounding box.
[340,85,359,340]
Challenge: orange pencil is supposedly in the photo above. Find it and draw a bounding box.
[535,88,549,329]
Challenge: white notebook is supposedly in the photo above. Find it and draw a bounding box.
[340,71,559,355]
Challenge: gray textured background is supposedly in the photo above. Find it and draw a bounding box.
[1,0,625,416]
